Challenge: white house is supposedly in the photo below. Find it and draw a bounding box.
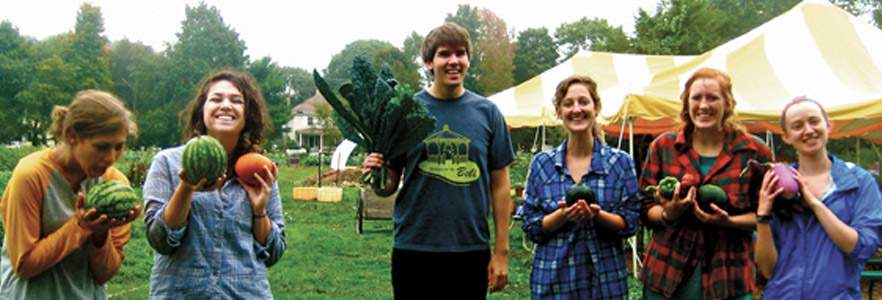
[284,91,329,152]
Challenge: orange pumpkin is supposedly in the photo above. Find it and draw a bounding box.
[235,153,276,186]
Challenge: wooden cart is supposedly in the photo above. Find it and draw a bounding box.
[356,188,397,234]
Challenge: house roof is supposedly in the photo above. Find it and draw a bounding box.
[292,90,328,114]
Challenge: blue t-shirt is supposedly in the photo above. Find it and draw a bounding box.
[390,90,515,252]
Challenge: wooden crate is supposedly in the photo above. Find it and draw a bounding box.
[317,187,343,202]
[356,188,397,234]
[292,187,317,201]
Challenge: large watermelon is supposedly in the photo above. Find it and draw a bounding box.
[181,135,227,185]
[85,180,139,219]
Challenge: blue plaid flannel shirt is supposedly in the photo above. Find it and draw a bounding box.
[519,139,641,299]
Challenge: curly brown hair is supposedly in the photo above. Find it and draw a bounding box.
[181,70,271,177]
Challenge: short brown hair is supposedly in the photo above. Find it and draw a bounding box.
[678,67,745,135]
[553,75,605,143]
[421,22,472,72]
[182,70,271,175]
[50,90,137,142]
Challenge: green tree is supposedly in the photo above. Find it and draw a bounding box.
[323,39,397,89]
[0,21,30,144]
[710,0,800,41]
[476,8,515,96]
[16,35,76,145]
[165,2,247,106]
[555,17,631,58]
[247,56,291,148]
[445,4,484,94]
[284,66,316,106]
[67,3,113,91]
[513,27,559,84]
[373,47,421,90]
[403,31,430,88]
[314,102,342,151]
[632,0,724,55]
[109,38,164,113]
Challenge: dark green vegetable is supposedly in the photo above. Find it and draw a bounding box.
[313,56,436,190]
[643,176,679,200]
[565,183,595,206]
[696,184,728,212]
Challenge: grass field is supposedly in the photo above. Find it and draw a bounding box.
[104,165,562,299]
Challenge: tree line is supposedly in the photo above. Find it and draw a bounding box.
[0,0,879,150]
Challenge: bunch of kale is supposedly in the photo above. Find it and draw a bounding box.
[313,56,436,191]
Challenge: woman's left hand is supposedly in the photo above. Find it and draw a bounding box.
[692,202,731,226]
[238,164,276,216]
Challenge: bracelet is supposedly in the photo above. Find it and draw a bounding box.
[756,214,772,224]
[253,212,268,219]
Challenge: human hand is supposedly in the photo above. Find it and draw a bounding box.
[557,200,594,222]
[659,182,694,221]
[178,169,225,192]
[758,170,783,215]
[692,201,731,225]
[75,192,141,233]
[487,251,509,293]
[361,152,387,176]
[238,164,275,216]
[792,172,822,211]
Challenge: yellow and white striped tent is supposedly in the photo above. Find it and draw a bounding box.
[488,0,882,143]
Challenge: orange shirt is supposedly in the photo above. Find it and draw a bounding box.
[0,148,131,298]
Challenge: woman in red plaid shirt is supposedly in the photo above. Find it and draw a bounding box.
[639,68,772,300]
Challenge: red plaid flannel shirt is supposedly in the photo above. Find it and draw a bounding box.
[639,129,772,300]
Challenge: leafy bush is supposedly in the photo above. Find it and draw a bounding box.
[0,145,42,172]
[115,150,156,188]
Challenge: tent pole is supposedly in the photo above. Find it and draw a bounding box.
[629,118,634,156]
[766,130,776,162]
[617,96,631,150]
[531,126,541,152]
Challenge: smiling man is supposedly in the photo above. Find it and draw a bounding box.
[361,22,516,299]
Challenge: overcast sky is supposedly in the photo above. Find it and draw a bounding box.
[0,0,658,71]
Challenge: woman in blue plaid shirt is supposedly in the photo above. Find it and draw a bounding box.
[519,75,641,299]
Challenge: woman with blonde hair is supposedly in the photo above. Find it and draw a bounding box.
[0,90,140,299]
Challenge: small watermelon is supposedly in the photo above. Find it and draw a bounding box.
[696,184,728,212]
[85,180,139,219]
[181,135,227,185]
[565,183,596,206]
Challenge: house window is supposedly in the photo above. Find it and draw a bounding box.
[307,117,314,126]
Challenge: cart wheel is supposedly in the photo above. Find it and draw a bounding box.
[356,196,364,234]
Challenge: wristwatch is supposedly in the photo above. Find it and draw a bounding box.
[661,210,678,226]
[756,213,772,223]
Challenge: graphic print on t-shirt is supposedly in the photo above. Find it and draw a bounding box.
[418,124,480,186]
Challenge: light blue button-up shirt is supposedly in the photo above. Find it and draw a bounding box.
[143,146,286,299]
